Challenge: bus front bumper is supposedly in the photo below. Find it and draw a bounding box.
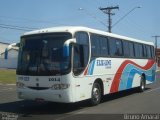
[17,88,74,103]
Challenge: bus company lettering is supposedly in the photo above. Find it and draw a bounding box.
[96,60,111,68]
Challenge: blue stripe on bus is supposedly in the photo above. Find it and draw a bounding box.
[119,63,156,91]
[88,60,96,75]
[90,60,96,75]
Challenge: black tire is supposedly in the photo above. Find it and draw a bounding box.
[90,82,101,106]
[138,75,146,92]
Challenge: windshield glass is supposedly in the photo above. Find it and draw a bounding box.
[16,32,72,76]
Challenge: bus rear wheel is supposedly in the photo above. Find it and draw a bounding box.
[90,82,101,106]
[138,75,146,92]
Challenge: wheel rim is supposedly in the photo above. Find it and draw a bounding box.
[141,80,145,90]
[92,87,100,102]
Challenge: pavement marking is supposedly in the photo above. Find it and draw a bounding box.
[6,84,16,86]
[0,88,14,92]
[145,87,160,93]
[2,88,13,90]
[0,84,16,86]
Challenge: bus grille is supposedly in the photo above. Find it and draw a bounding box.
[28,87,49,90]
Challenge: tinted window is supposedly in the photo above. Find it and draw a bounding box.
[129,42,134,57]
[143,45,147,58]
[91,34,100,57]
[134,43,143,58]
[76,32,89,45]
[123,41,130,57]
[108,38,116,56]
[91,34,109,57]
[139,44,143,57]
[109,38,123,56]
[151,46,155,59]
[99,36,109,56]
[17,33,72,76]
[146,45,152,58]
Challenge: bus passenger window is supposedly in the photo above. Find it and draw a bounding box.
[115,40,123,56]
[109,38,123,57]
[146,45,152,58]
[129,42,134,57]
[123,41,130,57]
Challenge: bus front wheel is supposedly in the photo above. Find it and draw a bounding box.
[90,82,101,106]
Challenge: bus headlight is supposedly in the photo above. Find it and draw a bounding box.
[51,84,70,90]
[16,82,25,88]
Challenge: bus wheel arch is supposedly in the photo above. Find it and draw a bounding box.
[90,79,104,106]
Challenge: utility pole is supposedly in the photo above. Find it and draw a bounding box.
[99,6,119,33]
[152,36,160,63]
[152,36,160,49]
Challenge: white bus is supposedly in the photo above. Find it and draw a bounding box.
[16,26,156,105]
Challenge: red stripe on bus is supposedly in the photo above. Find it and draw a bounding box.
[110,59,155,93]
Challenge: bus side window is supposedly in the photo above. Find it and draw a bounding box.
[146,45,152,58]
[115,39,123,56]
[109,38,123,57]
[108,38,116,56]
[134,43,140,58]
[151,46,155,59]
[143,45,147,58]
[123,41,130,57]
[90,34,109,57]
[91,34,100,57]
[129,42,135,57]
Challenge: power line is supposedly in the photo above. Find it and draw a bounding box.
[120,17,150,39]
[78,8,107,28]
[0,15,51,24]
[0,23,39,31]
[0,15,65,26]
[112,6,141,28]
[0,25,31,31]
[0,23,38,30]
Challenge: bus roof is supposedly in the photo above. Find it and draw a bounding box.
[23,26,154,46]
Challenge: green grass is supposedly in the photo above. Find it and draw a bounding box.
[0,69,16,84]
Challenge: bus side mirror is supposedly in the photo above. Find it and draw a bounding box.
[63,39,76,57]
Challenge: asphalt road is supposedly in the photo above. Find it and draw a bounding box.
[0,80,160,120]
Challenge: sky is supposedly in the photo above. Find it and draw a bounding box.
[0,0,159,46]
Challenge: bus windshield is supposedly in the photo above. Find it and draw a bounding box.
[17,33,72,76]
